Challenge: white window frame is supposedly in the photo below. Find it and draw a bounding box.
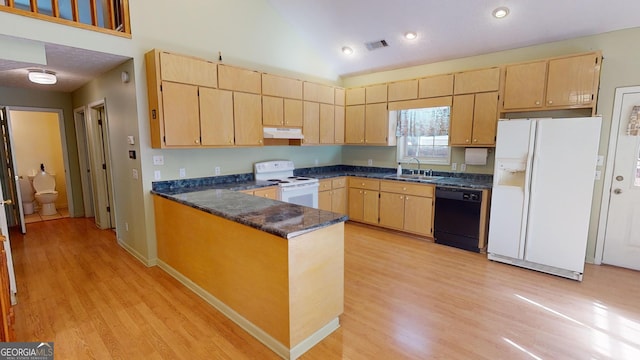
[395,107,451,166]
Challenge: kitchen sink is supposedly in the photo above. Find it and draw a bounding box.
[384,174,443,182]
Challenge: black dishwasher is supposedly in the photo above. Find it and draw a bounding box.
[434,186,482,252]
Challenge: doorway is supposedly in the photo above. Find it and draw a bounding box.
[74,106,95,218]
[596,86,640,270]
[85,100,116,230]
[0,106,73,230]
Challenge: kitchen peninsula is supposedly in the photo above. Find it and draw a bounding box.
[152,187,347,360]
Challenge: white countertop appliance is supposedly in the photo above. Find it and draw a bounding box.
[254,160,319,208]
[487,117,601,281]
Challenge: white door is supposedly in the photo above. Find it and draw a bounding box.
[0,180,17,304]
[602,87,640,270]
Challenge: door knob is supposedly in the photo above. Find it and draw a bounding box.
[614,188,622,194]
[0,199,12,205]
[616,175,624,181]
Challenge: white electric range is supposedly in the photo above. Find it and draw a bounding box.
[254,160,319,208]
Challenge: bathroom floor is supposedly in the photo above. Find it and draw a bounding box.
[24,208,70,224]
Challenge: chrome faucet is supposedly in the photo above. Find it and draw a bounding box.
[427,168,433,177]
[409,157,421,174]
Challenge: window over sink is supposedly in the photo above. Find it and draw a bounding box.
[395,106,451,165]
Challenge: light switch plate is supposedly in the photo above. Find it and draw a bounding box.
[132,168,138,179]
[127,135,135,145]
[214,166,221,175]
[460,163,467,172]
[451,163,457,171]
[179,168,186,178]
[153,155,164,165]
[154,170,161,180]
[595,170,602,180]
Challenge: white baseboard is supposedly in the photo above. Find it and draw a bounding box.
[116,238,156,267]
[157,259,338,359]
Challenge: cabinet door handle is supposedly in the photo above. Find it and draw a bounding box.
[194,139,200,144]
[535,100,540,105]
[548,100,553,104]
[465,139,470,143]
[473,139,478,143]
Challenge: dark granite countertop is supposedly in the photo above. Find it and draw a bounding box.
[151,165,491,240]
[153,189,348,239]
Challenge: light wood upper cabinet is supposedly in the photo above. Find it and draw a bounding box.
[234,92,263,146]
[501,51,602,112]
[546,53,601,107]
[502,61,547,110]
[320,103,335,144]
[262,73,302,99]
[419,74,454,98]
[365,103,395,145]
[335,88,345,106]
[200,88,234,146]
[334,106,345,144]
[454,67,500,94]
[345,105,365,144]
[450,92,498,146]
[304,82,334,104]
[284,99,303,127]
[303,101,320,144]
[388,80,418,101]
[160,82,201,146]
[262,95,284,127]
[159,51,217,88]
[218,64,261,94]
[365,84,388,103]
[346,88,365,105]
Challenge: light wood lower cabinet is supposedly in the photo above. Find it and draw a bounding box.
[318,178,347,214]
[348,177,435,237]
[241,186,278,199]
[348,178,379,224]
[378,180,434,237]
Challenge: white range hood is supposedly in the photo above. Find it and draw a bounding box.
[263,127,304,139]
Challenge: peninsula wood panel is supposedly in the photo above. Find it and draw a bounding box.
[154,196,290,346]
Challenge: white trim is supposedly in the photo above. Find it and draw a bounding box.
[488,253,583,281]
[117,238,155,267]
[73,105,94,218]
[5,106,74,217]
[595,86,640,264]
[156,259,339,360]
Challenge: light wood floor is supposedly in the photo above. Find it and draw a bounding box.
[10,218,640,359]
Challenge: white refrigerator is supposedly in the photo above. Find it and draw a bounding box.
[487,117,601,281]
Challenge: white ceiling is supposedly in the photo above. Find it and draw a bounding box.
[266,0,640,76]
[3,0,640,92]
[0,35,129,93]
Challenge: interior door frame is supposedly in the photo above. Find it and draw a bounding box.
[4,106,75,221]
[73,106,95,218]
[594,85,640,264]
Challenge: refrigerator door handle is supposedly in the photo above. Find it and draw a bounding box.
[520,120,538,259]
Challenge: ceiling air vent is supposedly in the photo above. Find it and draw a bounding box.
[364,39,389,51]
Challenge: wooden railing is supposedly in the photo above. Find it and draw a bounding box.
[0,0,131,37]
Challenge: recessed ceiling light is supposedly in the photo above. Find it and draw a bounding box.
[28,69,57,85]
[342,46,354,55]
[404,32,417,40]
[492,7,509,19]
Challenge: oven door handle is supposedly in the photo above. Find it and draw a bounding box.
[280,183,319,192]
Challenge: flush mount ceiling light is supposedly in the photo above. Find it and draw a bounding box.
[404,32,418,40]
[492,6,510,19]
[28,69,57,85]
[342,46,354,55]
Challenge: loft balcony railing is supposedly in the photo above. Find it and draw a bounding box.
[0,0,130,37]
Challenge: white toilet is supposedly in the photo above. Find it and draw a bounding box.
[18,177,35,215]
[33,172,59,216]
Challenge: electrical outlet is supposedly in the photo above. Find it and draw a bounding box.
[132,169,138,179]
[215,166,221,175]
[368,159,373,166]
[460,163,467,172]
[451,163,457,171]
[154,170,161,180]
[314,159,319,166]
[153,155,164,165]
[179,168,186,178]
